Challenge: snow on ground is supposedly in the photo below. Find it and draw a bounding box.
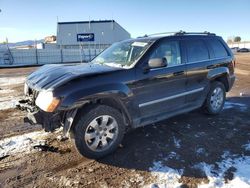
[0,89,14,94]
[196,147,207,156]
[165,151,179,160]
[223,101,248,112]
[149,160,183,188]
[0,76,25,87]
[197,157,250,188]
[148,149,250,188]
[194,132,206,138]
[173,136,181,149]
[0,76,25,110]
[242,142,250,151]
[196,151,250,188]
[0,97,18,110]
[0,130,50,158]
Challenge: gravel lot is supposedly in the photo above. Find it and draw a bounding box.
[0,54,250,188]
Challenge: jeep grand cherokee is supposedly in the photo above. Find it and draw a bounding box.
[18,31,235,158]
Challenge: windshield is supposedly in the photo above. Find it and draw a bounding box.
[92,40,150,68]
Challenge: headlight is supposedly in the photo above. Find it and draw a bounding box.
[35,91,60,112]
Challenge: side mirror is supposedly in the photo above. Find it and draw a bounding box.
[148,58,167,69]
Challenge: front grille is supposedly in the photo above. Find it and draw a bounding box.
[27,88,39,105]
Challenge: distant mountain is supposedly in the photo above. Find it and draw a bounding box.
[0,39,44,49]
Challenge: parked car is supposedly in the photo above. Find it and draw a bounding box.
[18,31,235,159]
[237,48,250,53]
[230,47,239,53]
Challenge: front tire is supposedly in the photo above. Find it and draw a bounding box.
[203,81,226,115]
[73,105,125,159]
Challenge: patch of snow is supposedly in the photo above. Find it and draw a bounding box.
[0,89,14,94]
[0,76,25,87]
[186,124,191,129]
[242,142,250,151]
[221,151,231,159]
[0,130,50,158]
[0,97,18,110]
[0,76,24,110]
[196,148,206,155]
[173,136,181,149]
[223,101,248,112]
[194,132,206,138]
[196,153,250,188]
[149,160,183,188]
[163,152,180,161]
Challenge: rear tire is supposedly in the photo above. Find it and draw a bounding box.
[73,105,125,159]
[203,81,226,115]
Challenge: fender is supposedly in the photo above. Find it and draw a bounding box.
[207,66,235,91]
[58,83,133,110]
[207,67,229,80]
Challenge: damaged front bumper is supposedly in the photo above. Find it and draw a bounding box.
[17,99,62,132]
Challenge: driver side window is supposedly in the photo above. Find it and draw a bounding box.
[150,41,181,67]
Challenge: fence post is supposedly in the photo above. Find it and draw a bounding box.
[35,48,38,64]
[60,48,63,63]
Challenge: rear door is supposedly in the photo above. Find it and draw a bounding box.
[184,38,211,106]
[185,37,233,107]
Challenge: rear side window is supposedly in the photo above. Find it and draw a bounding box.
[207,39,228,58]
[186,40,209,63]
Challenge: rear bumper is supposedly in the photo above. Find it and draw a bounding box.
[17,99,61,132]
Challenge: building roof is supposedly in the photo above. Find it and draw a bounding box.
[58,20,115,25]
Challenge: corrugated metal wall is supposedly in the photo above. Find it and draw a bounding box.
[0,48,104,67]
[57,21,131,47]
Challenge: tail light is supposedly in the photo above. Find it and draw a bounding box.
[228,60,235,74]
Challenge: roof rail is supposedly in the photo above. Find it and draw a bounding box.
[137,31,216,38]
[175,31,216,36]
[137,31,180,38]
[146,31,180,37]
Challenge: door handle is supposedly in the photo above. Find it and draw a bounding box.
[207,65,216,69]
[173,71,184,76]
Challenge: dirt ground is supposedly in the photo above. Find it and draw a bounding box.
[0,54,250,188]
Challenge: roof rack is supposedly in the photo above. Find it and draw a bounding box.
[146,31,180,37]
[137,31,180,38]
[175,31,216,36]
[138,31,216,38]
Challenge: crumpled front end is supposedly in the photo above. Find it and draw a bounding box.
[17,83,78,136]
[17,90,62,132]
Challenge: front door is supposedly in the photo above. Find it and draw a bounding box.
[134,39,187,120]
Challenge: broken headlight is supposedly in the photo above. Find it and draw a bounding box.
[35,90,60,112]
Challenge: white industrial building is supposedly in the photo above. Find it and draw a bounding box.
[56,20,131,49]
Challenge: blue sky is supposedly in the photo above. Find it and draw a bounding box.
[0,0,250,42]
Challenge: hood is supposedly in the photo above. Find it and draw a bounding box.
[26,63,122,90]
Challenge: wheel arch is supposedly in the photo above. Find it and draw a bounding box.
[68,95,132,139]
[207,67,230,91]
